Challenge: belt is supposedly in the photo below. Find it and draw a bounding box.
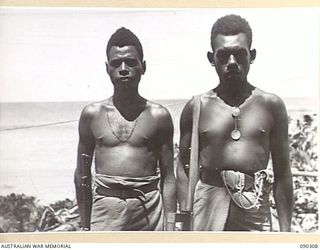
[199,168,224,187]
[95,182,159,200]
[200,168,254,190]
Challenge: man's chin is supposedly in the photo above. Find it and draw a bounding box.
[225,75,243,84]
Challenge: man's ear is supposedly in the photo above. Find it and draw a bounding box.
[207,51,215,66]
[105,62,109,73]
[142,60,146,75]
[250,49,256,64]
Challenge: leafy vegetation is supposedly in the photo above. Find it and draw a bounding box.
[0,196,79,232]
[0,194,42,232]
[289,113,318,232]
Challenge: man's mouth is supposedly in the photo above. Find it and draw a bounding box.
[226,71,241,77]
[227,70,240,75]
[119,76,130,81]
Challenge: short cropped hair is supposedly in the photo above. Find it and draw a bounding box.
[211,14,252,50]
[106,27,144,61]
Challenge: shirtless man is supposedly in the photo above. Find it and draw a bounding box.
[177,14,293,231]
[74,27,176,231]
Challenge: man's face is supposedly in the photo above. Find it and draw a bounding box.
[210,33,255,85]
[106,45,145,90]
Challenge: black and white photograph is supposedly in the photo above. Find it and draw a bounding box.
[0,6,318,236]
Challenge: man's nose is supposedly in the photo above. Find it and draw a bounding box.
[228,54,239,64]
[227,54,239,70]
[119,62,129,76]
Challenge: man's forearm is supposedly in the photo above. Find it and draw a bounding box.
[162,177,177,230]
[75,183,92,230]
[274,177,293,232]
[75,153,93,230]
[176,159,188,211]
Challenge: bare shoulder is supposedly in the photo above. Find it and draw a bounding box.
[146,101,173,134]
[256,88,286,106]
[147,100,172,121]
[254,88,288,117]
[80,99,108,121]
[182,91,211,117]
[182,98,194,115]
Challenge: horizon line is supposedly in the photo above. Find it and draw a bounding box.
[0,96,318,104]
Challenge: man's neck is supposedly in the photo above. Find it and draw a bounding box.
[215,81,254,107]
[113,90,140,104]
[112,90,146,120]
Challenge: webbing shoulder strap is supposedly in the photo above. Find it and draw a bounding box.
[186,95,201,214]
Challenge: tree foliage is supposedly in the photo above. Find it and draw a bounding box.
[289,114,318,232]
[0,193,41,232]
[0,195,79,232]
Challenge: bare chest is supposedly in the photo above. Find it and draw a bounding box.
[91,109,159,147]
[199,101,274,142]
[106,110,139,142]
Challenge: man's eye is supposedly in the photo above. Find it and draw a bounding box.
[217,52,229,62]
[110,60,122,68]
[109,59,138,67]
[234,50,248,60]
[125,59,138,67]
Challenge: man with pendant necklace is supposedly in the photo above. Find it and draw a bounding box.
[74,27,176,231]
[177,14,293,231]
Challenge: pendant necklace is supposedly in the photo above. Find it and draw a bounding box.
[231,106,241,141]
[106,99,139,143]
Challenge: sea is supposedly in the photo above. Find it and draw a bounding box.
[0,98,317,204]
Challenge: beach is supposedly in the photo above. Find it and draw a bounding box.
[0,98,317,204]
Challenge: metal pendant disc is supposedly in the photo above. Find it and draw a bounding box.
[232,107,240,117]
[231,129,241,140]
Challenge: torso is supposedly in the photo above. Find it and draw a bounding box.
[89,98,165,177]
[198,88,275,175]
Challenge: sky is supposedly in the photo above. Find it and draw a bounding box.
[0,7,319,102]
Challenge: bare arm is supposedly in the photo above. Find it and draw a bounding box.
[176,100,193,211]
[270,95,293,232]
[158,108,177,231]
[74,105,96,230]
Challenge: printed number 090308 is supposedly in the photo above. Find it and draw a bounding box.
[300,244,318,248]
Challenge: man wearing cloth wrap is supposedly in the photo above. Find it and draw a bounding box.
[177,15,293,231]
[74,28,176,231]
